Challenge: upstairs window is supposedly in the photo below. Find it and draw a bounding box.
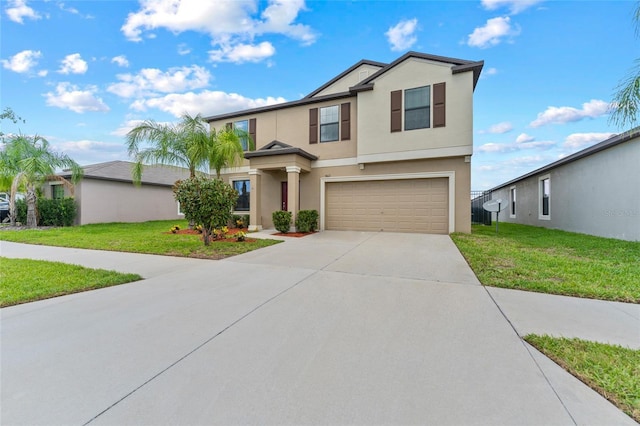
[234,120,249,151]
[320,106,339,142]
[404,86,430,130]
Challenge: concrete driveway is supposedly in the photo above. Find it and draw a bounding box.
[1,232,635,425]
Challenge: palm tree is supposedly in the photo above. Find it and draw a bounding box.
[126,112,250,183]
[610,2,640,130]
[0,134,82,227]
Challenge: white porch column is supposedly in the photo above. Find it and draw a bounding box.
[286,166,301,231]
[248,169,262,231]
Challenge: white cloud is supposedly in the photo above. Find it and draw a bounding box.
[58,53,88,74]
[111,55,130,68]
[111,120,147,137]
[530,99,611,127]
[479,121,513,134]
[55,140,124,153]
[485,67,498,75]
[37,69,48,77]
[130,90,286,118]
[108,65,211,98]
[177,43,191,55]
[562,132,615,149]
[58,2,79,15]
[515,133,534,143]
[477,134,554,153]
[121,0,316,63]
[5,0,41,24]
[385,18,418,52]
[44,82,110,113]
[467,16,520,48]
[209,41,276,63]
[481,0,543,14]
[1,49,41,73]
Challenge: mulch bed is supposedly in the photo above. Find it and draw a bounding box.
[272,231,316,238]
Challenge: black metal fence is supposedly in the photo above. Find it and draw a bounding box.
[471,190,492,225]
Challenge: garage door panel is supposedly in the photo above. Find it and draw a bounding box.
[325,178,448,234]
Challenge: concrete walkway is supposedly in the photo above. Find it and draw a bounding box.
[1,233,637,425]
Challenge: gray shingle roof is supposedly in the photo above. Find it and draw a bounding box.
[61,161,194,187]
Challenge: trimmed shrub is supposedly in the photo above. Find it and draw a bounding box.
[13,197,77,226]
[272,210,292,233]
[295,209,318,233]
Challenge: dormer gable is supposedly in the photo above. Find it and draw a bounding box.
[305,59,386,99]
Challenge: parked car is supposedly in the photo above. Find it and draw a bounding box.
[0,194,9,222]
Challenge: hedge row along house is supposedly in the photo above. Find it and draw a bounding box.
[206,51,483,234]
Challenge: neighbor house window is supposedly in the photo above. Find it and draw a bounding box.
[177,202,184,216]
[320,105,339,142]
[234,120,249,151]
[51,184,64,200]
[510,186,516,218]
[233,179,250,212]
[539,175,550,220]
[404,86,430,130]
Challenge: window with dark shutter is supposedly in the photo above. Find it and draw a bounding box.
[340,102,350,140]
[309,108,318,144]
[390,90,402,132]
[249,118,256,151]
[433,82,446,128]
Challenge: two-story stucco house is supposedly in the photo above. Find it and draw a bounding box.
[205,51,483,234]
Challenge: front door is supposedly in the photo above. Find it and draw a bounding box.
[281,181,288,211]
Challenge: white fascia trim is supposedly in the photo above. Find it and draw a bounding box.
[312,157,359,168]
[357,146,473,164]
[320,171,456,233]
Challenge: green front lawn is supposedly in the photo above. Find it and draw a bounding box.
[0,220,281,259]
[526,335,640,422]
[451,223,640,303]
[1,257,142,307]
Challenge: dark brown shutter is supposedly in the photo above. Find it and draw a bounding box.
[249,118,256,151]
[433,82,446,128]
[390,90,402,132]
[309,108,318,144]
[340,102,351,140]
[225,122,232,130]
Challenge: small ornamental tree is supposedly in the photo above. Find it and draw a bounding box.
[173,177,238,246]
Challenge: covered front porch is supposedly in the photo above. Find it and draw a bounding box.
[243,141,318,231]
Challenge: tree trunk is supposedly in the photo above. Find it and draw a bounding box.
[202,228,211,246]
[26,187,37,228]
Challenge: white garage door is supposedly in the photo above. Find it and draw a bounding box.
[325,178,449,234]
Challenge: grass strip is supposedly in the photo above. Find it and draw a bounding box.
[451,223,640,303]
[1,257,142,307]
[0,220,281,260]
[525,334,640,422]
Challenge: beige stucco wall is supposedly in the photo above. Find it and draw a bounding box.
[75,179,183,225]
[225,156,471,232]
[312,63,384,97]
[357,57,474,162]
[210,99,358,164]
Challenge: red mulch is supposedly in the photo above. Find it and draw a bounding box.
[272,231,316,237]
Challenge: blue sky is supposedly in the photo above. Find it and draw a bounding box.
[1,0,638,189]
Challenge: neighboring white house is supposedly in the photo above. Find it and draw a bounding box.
[52,161,191,225]
[490,129,640,241]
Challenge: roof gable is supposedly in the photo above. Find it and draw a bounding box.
[362,51,484,90]
[304,59,387,99]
